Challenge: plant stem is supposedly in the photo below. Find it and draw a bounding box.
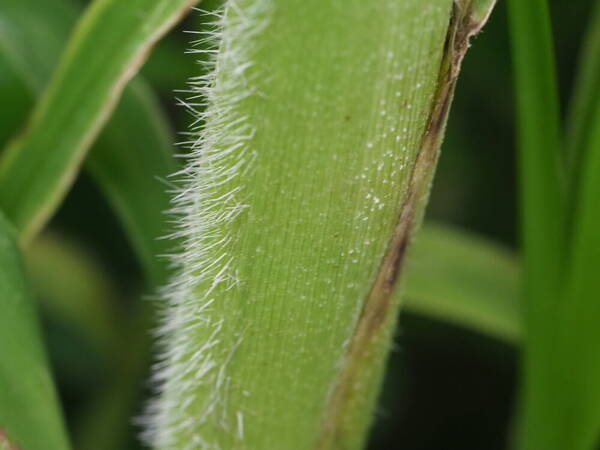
[147,1,495,448]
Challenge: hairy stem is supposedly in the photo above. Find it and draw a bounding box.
[148,1,495,449]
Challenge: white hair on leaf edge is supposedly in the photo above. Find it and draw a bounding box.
[141,1,271,448]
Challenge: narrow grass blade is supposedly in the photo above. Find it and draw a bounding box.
[506,0,564,305]
[546,48,600,450]
[0,214,70,450]
[404,223,521,344]
[0,0,177,284]
[506,1,568,447]
[146,1,495,449]
[0,0,197,242]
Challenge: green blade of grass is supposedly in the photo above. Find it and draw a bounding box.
[0,0,197,243]
[0,0,177,285]
[527,2,600,448]
[547,44,600,450]
[506,1,567,448]
[0,213,70,450]
[404,223,521,344]
[506,0,564,307]
[554,114,600,450]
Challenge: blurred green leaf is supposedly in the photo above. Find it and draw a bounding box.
[0,0,178,284]
[0,0,197,243]
[565,1,600,183]
[0,1,77,89]
[506,0,564,312]
[74,305,151,450]
[0,1,77,148]
[549,4,600,443]
[26,233,121,359]
[552,101,600,450]
[404,224,521,344]
[24,232,149,450]
[507,1,568,448]
[0,213,70,450]
[0,51,30,147]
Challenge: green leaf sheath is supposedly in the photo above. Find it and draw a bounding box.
[147,1,494,449]
[0,214,69,450]
[0,0,197,243]
[0,0,177,285]
[404,224,521,344]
